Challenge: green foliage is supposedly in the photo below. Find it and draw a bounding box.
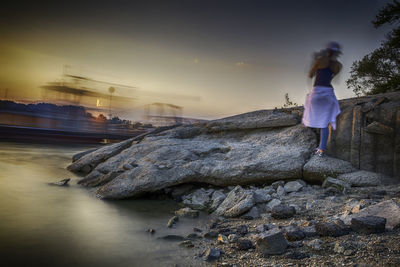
[347,0,400,96]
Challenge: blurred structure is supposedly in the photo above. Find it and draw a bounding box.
[144,102,183,126]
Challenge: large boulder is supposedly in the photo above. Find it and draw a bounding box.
[303,155,357,183]
[69,114,316,199]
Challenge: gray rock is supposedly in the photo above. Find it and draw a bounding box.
[182,188,211,210]
[256,228,288,255]
[253,189,272,204]
[187,233,201,239]
[284,180,304,193]
[175,207,200,218]
[203,248,221,262]
[214,186,255,217]
[217,234,229,244]
[302,225,317,237]
[203,231,219,239]
[283,226,306,241]
[305,239,323,251]
[266,199,282,211]
[242,206,260,219]
[271,181,285,190]
[276,186,286,197]
[167,216,179,228]
[337,170,398,187]
[256,224,268,233]
[349,200,400,230]
[303,155,356,183]
[179,240,194,248]
[322,177,350,193]
[271,204,296,219]
[315,219,350,237]
[236,225,249,236]
[350,216,386,234]
[237,239,254,250]
[209,190,226,212]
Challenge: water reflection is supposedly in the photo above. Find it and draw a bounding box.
[0,142,203,267]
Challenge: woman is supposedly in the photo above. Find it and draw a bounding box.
[302,41,342,156]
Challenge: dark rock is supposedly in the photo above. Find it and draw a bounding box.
[256,228,288,255]
[236,225,248,236]
[146,228,155,234]
[237,239,254,250]
[315,219,350,237]
[283,226,306,241]
[193,227,202,232]
[271,204,296,219]
[208,219,219,229]
[350,216,386,234]
[203,248,222,262]
[271,181,285,190]
[158,235,185,241]
[49,178,70,186]
[218,228,233,236]
[175,207,199,218]
[204,230,219,239]
[167,216,179,228]
[302,225,317,237]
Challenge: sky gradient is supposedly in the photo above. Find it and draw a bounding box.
[0,0,392,120]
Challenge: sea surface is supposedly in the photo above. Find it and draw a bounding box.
[0,141,204,267]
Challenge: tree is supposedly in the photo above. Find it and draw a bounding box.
[347,0,400,96]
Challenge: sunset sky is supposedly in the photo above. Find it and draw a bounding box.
[0,0,391,120]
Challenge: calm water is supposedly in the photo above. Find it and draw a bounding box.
[0,142,204,267]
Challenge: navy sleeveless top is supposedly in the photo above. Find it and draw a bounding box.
[314,66,334,87]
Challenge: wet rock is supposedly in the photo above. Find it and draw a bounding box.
[175,207,199,218]
[284,180,304,193]
[350,216,386,234]
[193,227,202,232]
[49,178,70,186]
[203,248,222,262]
[315,219,350,237]
[322,177,350,193]
[167,216,179,228]
[283,225,306,241]
[253,189,272,204]
[215,186,255,218]
[187,233,202,239]
[256,228,288,255]
[182,188,211,210]
[337,170,398,187]
[209,190,226,212]
[228,234,238,243]
[271,204,296,219]
[303,155,356,183]
[204,230,219,239]
[158,235,185,241]
[179,240,194,248]
[237,239,254,250]
[349,200,400,230]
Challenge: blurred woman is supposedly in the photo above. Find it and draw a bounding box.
[302,42,342,156]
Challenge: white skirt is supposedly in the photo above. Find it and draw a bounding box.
[302,86,341,130]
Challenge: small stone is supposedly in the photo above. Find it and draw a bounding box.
[260,213,271,220]
[302,225,317,237]
[322,177,350,193]
[266,199,282,210]
[256,224,268,233]
[122,163,134,170]
[315,219,350,237]
[167,216,179,228]
[305,239,323,251]
[350,216,386,234]
[175,207,200,218]
[271,181,285,190]
[218,228,233,235]
[203,248,221,262]
[187,233,202,239]
[193,227,202,232]
[271,204,296,219]
[242,206,260,220]
[284,181,304,193]
[253,189,272,204]
[277,186,286,197]
[49,178,70,186]
[236,225,248,236]
[217,234,229,244]
[237,239,254,250]
[146,228,156,234]
[286,251,309,260]
[256,228,288,255]
[228,234,238,243]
